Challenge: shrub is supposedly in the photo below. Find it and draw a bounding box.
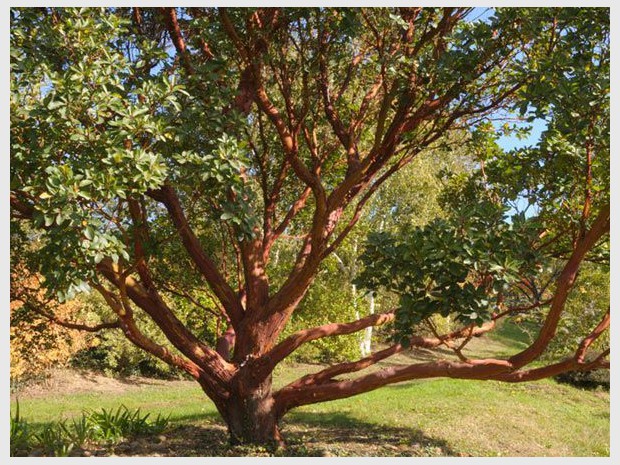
[10,400,32,457]
[554,369,610,391]
[9,404,170,457]
[10,294,94,383]
[86,405,169,443]
[34,421,75,457]
[282,266,361,363]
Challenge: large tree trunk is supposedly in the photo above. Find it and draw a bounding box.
[224,375,282,446]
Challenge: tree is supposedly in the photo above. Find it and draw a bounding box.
[10,7,609,446]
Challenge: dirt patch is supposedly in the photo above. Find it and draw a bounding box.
[11,368,194,400]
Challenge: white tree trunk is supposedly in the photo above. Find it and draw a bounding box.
[360,292,375,356]
[334,241,375,358]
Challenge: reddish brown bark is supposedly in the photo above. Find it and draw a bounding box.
[159,7,193,74]
[575,308,610,363]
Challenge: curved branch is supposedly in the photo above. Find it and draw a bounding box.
[96,258,235,384]
[147,185,244,325]
[275,272,609,416]
[278,319,497,393]
[509,204,609,368]
[92,282,204,380]
[575,307,610,363]
[323,152,417,258]
[493,352,609,383]
[284,344,405,391]
[258,311,396,374]
[218,8,248,62]
[10,191,35,218]
[317,32,354,161]
[265,186,312,255]
[38,313,119,333]
[275,357,513,414]
[493,298,553,320]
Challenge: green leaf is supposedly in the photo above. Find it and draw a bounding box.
[84,226,95,240]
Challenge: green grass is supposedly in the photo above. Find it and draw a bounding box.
[290,378,609,456]
[11,375,609,456]
[11,383,218,427]
[10,322,609,457]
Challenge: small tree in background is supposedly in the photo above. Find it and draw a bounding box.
[11,7,608,445]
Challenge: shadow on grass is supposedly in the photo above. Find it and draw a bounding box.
[282,411,460,457]
[17,396,461,456]
[94,410,463,457]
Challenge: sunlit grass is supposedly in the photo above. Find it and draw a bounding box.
[11,321,609,456]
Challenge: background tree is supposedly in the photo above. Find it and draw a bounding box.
[10,7,609,446]
[281,140,473,361]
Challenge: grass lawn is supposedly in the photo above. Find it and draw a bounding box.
[10,321,609,457]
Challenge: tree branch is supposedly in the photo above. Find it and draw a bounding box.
[508,203,609,368]
[575,307,610,363]
[147,185,244,326]
[92,282,204,380]
[96,258,235,384]
[19,299,120,333]
[159,7,193,75]
[275,357,513,414]
[259,311,397,373]
[10,191,35,218]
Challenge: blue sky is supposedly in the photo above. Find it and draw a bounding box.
[466,7,548,153]
[497,118,547,152]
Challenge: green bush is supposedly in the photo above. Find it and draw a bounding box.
[281,263,362,363]
[35,422,75,457]
[554,369,610,391]
[86,405,169,443]
[10,404,170,457]
[70,342,181,379]
[10,400,32,456]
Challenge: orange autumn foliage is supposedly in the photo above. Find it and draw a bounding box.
[10,275,95,381]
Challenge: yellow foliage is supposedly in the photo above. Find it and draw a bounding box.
[10,277,96,382]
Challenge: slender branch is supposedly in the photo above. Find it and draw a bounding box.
[159,281,225,320]
[19,299,120,333]
[96,258,235,383]
[579,120,595,239]
[285,318,498,391]
[493,298,553,320]
[274,300,609,414]
[92,282,204,380]
[284,344,405,391]
[10,192,35,218]
[159,7,193,75]
[317,31,355,165]
[323,151,418,258]
[575,307,610,363]
[260,311,397,372]
[266,186,312,253]
[493,353,609,383]
[218,8,248,61]
[147,185,244,325]
[42,315,120,332]
[275,357,513,414]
